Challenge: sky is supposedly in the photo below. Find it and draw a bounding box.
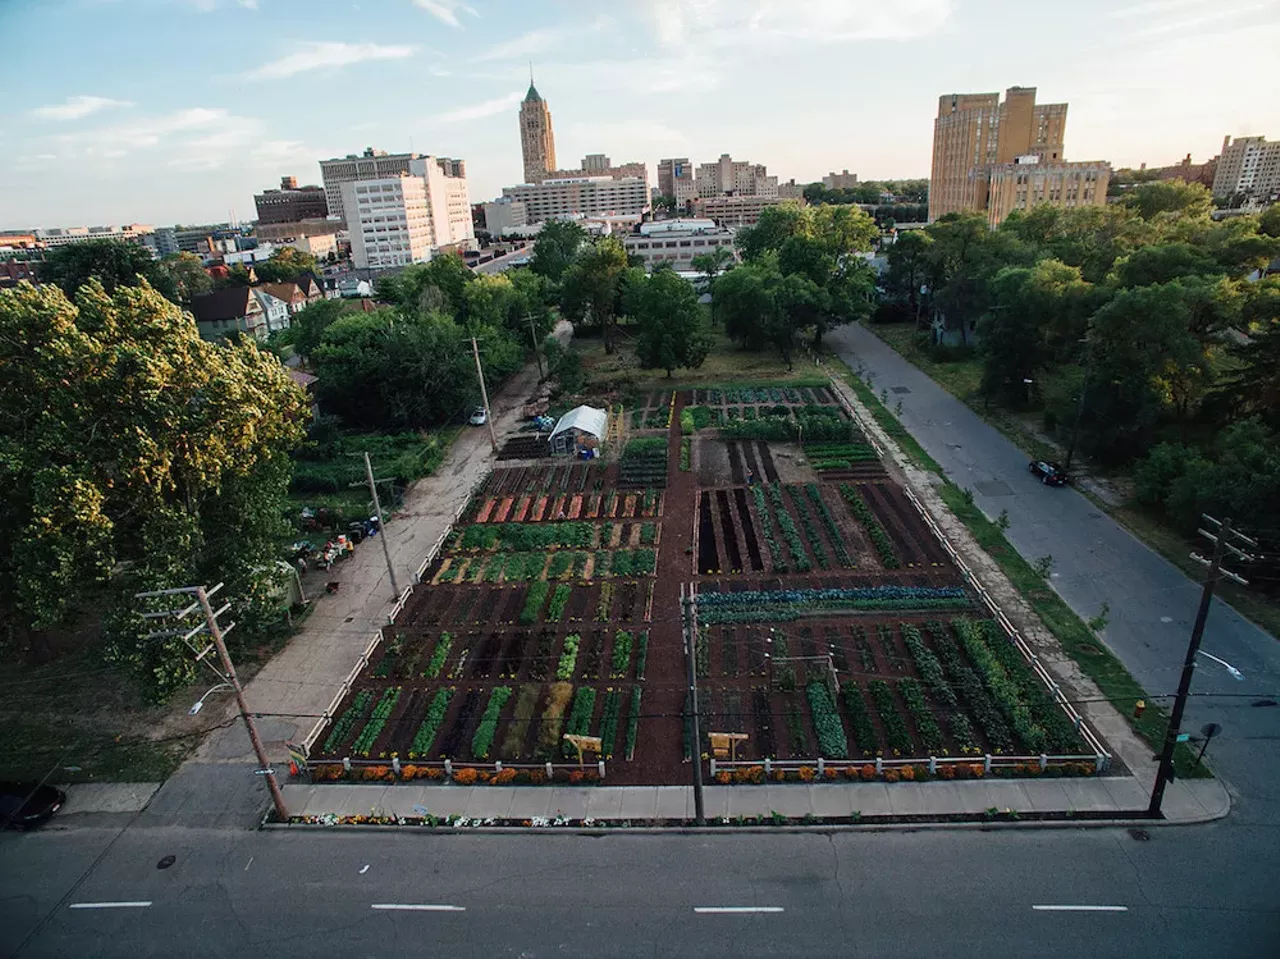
[2,0,1278,229]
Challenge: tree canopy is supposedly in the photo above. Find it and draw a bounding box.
[0,280,307,698]
[254,246,318,284]
[627,266,712,377]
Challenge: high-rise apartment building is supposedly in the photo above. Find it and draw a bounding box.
[409,156,474,249]
[320,148,420,223]
[929,86,1067,221]
[254,175,329,224]
[519,78,557,184]
[1213,135,1280,202]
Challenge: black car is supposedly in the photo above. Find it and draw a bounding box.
[1028,460,1068,486]
[0,782,67,830]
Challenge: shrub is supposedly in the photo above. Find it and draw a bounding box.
[680,408,695,434]
[452,767,478,785]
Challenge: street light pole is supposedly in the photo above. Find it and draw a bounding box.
[1147,515,1252,818]
[1063,339,1093,475]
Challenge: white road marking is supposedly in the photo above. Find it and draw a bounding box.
[359,864,370,874]
[371,904,466,912]
[69,902,152,910]
[244,857,254,872]
[694,906,785,914]
[1032,905,1128,912]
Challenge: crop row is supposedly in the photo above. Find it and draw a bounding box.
[407,688,453,759]
[839,682,877,756]
[838,484,900,569]
[926,621,1015,752]
[867,680,913,756]
[766,483,812,572]
[805,681,848,757]
[786,485,830,569]
[749,484,787,570]
[323,690,372,753]
[470,686,513,760]
[805,484,854,567]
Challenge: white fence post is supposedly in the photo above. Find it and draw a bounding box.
[875,757,883,776]
[984,754,992,774]
[342,757,351,773]
[817,758,825,777]
[598,760,606,779]
[392,757,401,776]
[1039,754,1048,771]
[545,761,554,779]
[764,758,772,777]
[495,761,502,774]
[709,758,717,777]
[929,756,937,775]
[444,759,453,778]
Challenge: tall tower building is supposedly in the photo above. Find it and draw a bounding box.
[519,73,557,184]
[929,86,1067,221]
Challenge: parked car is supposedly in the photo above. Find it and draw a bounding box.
[1028,460,1068,486]
[469,406,488,426]
[0,782,67,830]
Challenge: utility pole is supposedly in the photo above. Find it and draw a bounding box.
[471,335,499,452]
[682,584,706,826]
[1147,515,1253,818]
[364,451,401,600]
[1063,336,1094,475]
[526,314,545,380]
[136,583,288,821]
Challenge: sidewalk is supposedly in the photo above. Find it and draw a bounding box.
[279,775,1228,827]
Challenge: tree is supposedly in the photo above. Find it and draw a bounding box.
[41,239,160,297]
[713,262,777,351]
[530,219,587,283]
[690,245,734,292]
[150,252,212,304]
[559,236,629,353]
[885,230,934,324]
[254,246,318,284]
[627,268,712,376]
[0,280,306,697]
[1108,242,1224,288]
[1259,203,1280,238]
[1124,181,1214,221]
[736,202,810,262]
[292,297,350,362]
[378,253,473,316]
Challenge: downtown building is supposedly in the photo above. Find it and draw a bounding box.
[501,176,650,222]
[341,156,474,271]
[928,86,1108,226]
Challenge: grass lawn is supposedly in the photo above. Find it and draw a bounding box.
[829,353,1206,778]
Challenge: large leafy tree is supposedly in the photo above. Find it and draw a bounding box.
[150,251,213,304]
[884,230,934,324]
[559,236,630,353]
[377,253,473,316]
[1123,180,1214,221]
[0,281,307,697]
[292,297,350,363]
[41,238,161,297]
[626,268,712,377]
[254,246,318,283]
[530,219,587,283]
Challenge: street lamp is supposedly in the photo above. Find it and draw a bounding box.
[189,683,233,716]
[1197,650,1245,681]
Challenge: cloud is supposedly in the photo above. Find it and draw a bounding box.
[248,41,416,80]
[31,95,134,121]
[429,92,523,123]
[643,0,952,48]
[412,0,477,27]
[476,27,565,62]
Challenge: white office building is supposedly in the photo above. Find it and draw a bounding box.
[341,175,435,270]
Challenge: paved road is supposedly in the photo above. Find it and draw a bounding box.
[472,245,533,275]
[3,823,1277,958]
[828,324,1280,827]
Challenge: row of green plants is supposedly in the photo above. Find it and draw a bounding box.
[926,621,1015,752]
[897,678,945,754]
[953,618,1050,754]
[749,484,788,570]
[679,437,691,470]
[407,688,453,759]
[698,596,969,625]
[470,686,513,760]
[611,630,633,678]
[599,688,623,759]
[766,483,813,572]
[838,484,900,568]
[867,680,914,756]
[839,682,878,757]
[619,437,668,487]
[805,681,849,757]
[557,634,582,680]
[805,484,854,567]
[786,484,830,569]
[459,521,596,551]
[425,633,453,678]
[351,687,401,756]
[563,687,597,758]
[625,687,642,760]
[323,690,372,753]
[520,582,550,625]
[547,584,572,621]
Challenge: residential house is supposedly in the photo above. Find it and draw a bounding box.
[251,287,291,333]
[260,282,308,315]
[296,273,326,304]
[189,287,268,340]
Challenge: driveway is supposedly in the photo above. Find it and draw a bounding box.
[828,323,1280,826]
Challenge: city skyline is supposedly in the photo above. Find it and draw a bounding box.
[3,0,1278,228]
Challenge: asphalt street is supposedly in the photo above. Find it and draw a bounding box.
[828,323,1280,826]
[3,825,1277,958]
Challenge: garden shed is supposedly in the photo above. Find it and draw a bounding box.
[548,405,608,457]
